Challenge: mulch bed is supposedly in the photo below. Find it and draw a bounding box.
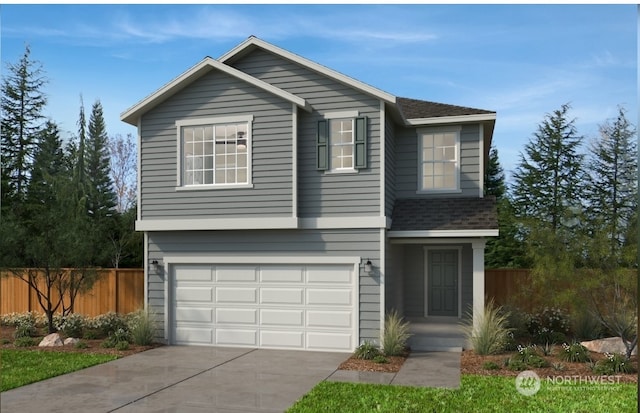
[0,325,160,357]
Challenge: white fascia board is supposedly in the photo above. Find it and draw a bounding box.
[136,217,298,231]
[219,37,396,105]
[387,229,499,238]
[121,57,309,126]
[299,216,387,229]
[406,113,496,126]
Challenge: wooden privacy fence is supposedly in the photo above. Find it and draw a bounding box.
[0,268,144,317]
[485,268,534,311]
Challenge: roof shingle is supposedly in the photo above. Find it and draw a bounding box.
[397,97,495,120]
[391,197,498,232]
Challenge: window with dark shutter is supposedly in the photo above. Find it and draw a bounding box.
[354,116,367,169]
[316,119,329,170]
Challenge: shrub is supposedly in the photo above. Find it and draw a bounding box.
[512,344,550,368]
[90,312,129,338]
[381,309,411,356]
[552,362,566,371]
[593,352,636,375]
[559,342,591,363]
[504,358,527,371]
[526,307,571,344]
[115,341,130,351]
[74,340,89,349]
[1,338,11,345]
[101,328,131,348]
[128,308,157,346]
[13,321,37,339]
[1,311,46,328]
[572,310,604,341]
[462,299,513,355]
[373,355,389,364]
[57,313,87,338]
[482,361,500,370]
[83,329,99,340]
[14,337,36,347]
[354,341,383,360]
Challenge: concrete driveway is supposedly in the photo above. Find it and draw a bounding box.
[1,346,348,413]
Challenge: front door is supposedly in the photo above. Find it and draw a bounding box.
[427,249,458,317]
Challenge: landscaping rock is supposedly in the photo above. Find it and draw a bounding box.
[63,337,79,346]
[39,333,63,347]
[581,337,637,356]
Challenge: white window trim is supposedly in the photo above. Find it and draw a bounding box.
[323,110,360,174]
[417,125,462,194]
[175,115,254,190]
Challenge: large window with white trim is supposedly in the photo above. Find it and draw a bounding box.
[178,116,252,187]
[419,127,460,191]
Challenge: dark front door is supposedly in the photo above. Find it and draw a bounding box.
[427,250,458,316]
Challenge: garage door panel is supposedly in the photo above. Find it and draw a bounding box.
[260,266,303,283]
[175,327,213,344]
[174,265,213,281]
[175,307,213,323]
[216,287,257,303]
[307,332,353,351]
[261,330,304,348]
[261,309,304,327]
[307,289,352,306]
[176,287,213,302]
[260,288,303,305]
[216,308,257,325]
[307,310,352,328]
[215,266,257,282]
[173,263,356,352]
[307,266,352,284]
[216,329,257,346]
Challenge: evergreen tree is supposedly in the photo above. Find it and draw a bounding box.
[484,145,526,268]
[512,103,584,231]
[584,106,637,264]
[0,45,47,206]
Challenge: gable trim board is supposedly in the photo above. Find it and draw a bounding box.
[292,104,298,219]
[120,56,310,126]
[405,113,496,126]
[388,230,499,238]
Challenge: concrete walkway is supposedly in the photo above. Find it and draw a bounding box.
[1,347,461,413]
[327,351,461,388]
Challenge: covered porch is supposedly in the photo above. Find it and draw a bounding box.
[384,197,499,350]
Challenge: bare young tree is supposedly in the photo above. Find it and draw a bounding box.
[108,133,137,213]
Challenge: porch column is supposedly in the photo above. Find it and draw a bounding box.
[471,239,486,332]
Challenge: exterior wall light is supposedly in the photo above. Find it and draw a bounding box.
[364,260,373,274]
[151,259,159,271]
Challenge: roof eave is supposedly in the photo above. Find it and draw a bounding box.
[405,113,496,126]
[220,36,397,105]
[120,56,310,126]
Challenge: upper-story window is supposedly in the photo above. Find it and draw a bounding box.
[418,126,461,192]
[317,111,367,172]
[176,115,253,188]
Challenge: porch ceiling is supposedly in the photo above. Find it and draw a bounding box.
[391,197,498,232]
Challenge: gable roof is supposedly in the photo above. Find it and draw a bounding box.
[120,56,310,126]
[219,36,397,105]
[390,197,498,232]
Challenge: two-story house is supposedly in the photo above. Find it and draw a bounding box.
[121,36,498,352]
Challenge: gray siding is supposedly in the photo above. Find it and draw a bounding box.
[401,244,473,318]
[140,69,294,220]
[395,124,482,199]
[231,49,382,217]
[148,229,382,343]
[384,110,397,217]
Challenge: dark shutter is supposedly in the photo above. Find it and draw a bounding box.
[354,116,367,169]
[316,120,329,170]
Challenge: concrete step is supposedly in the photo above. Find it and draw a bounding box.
[408,335,465,352]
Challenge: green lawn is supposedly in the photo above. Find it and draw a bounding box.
[1,349,118,392]
[287,375,638,413]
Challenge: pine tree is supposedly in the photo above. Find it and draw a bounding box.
[511,103,585,232]
[484,145,506,199]
[85,99,116,220]
[0,45,47,205]
[584,106,637,264]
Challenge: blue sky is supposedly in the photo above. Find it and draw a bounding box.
[1,4,637,179]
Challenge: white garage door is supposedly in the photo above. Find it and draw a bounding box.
[171,263,357,352]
